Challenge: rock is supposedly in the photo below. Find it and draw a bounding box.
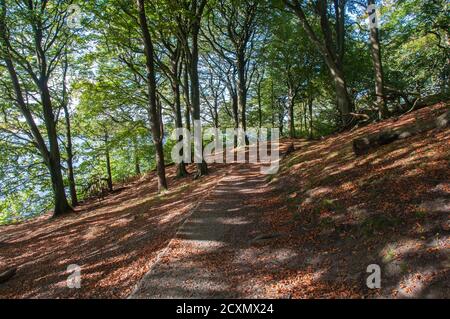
[435,110,450,129]
[352,110,450,155]
[0,267,17,284]
[398,131,412,139]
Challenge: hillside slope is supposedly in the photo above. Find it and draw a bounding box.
[0,102,448,298]
[253,102,449,298]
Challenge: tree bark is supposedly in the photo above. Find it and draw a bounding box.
[133,139,141,176]
[308,97,314,139]
[105,133,113,192]
[62,94,78,207]
[368,0,387,119]
[257,77,262,128]
[183,1,208,177]
[288,88,295,138]
[62,54,78,207]
[182,60,192,132]
[171,56,188,177]
[136,0,168,191]
[237,48,247,132]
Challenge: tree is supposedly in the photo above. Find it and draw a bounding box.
[205,0,260,133]
[367,0,386,119]
[282,0,353,127]
[0,0,72,216]
[135,0,168,191]
[174,0,209,177]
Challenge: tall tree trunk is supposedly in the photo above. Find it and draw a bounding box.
[105,133,113,192]
[188,25,208,177]
[278,101,284,136]
[324,56,352,126]
[368,0,387,119]
[236,49,247,131]
[133,139,141,176]
[182,60,191,131]
[271,80,275,128]
[288,87,295,138]
[308,97,314,139]
[303,102,307,134]
[62,55,78,207]
[136,0,168,191]
[172,60,188,178]
[63,100,78,207]
[40,78,72,216]
[257,79,262,128]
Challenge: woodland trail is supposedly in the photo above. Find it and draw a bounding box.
[129,161,275,298]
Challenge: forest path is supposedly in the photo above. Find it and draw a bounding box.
[129,159,276,298]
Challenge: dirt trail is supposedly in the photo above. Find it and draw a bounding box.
[130,162,273,298]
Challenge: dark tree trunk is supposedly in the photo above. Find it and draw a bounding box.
[308,97,314,139]
[237,49,247,132]
[134,139,141,175]
[105,133,113,192]
[63,101,78,207]
[271,80,275,127]
[62,55,78,207]
[136,0,168,191]
[182,60,192,132]
[288,88,295,138]
[171,58,188,178]
[187,19,208,177]
[257,79,262,128]
[40,77,72,216]
[278,101,284,136]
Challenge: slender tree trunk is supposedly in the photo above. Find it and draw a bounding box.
[188,26,208,177]
[303,102,307,134]
[182,61,191,132]
[133,139,141,175]
[308,97,314,139]
[288,88,295,138]
[271,80,275,128]
[61,55,78,207]
[63,102,78,207]
[172,60,188,177]
[257,79,262,128]
[213,96,219,128]
[104,133,113,192]
[236,49,247,131]
[279,101,284,136]
[368,0,387,119]
[136,0,168,191]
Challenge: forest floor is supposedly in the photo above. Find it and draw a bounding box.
[0,102,449,298]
